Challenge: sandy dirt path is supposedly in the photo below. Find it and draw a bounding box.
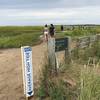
[0,43,47,100]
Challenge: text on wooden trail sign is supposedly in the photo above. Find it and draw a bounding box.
[55,37,68,52]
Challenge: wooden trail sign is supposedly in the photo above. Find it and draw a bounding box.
[55,37,71,63]
[48,37,71,73]
[55,38,68,52]
[21,46,34,98]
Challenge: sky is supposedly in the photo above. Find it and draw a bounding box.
[0,0,100,26]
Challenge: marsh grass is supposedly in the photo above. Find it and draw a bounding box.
[38,40,100,100]
[78,63,100,100]
[0,33,41,48]
[0,26,43,48]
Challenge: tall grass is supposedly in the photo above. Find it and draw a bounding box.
[0,32,41,48]
[37,40,100,100]
[78,64,100,100]
[38,57,78,100]
[0,26,43,48]
[0,26,43,31]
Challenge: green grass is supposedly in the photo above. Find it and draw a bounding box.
[0,26,43,48]
[0,25,100,48]
[37,41,100,100]
[0,32,41,48]
[0,26,43,31]
[56,25,100,38]
[78,64,100,100]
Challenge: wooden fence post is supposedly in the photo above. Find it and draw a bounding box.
[48,38,57,74]
[96,34,100,42]
[65,36,71,63]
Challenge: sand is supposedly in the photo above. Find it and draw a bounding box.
[0,43,47,100]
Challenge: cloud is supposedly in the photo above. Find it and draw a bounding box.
[0,0,100,25]
[0,0,100,9]
[0,6,100,25]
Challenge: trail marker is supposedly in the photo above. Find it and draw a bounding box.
[21,46,34,99]
[55,37,68,52]
[55,37,71,63]
[48,37,71,73]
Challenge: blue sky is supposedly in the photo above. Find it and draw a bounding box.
[0,0,100,26]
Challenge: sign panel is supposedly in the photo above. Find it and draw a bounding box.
[55,38,68,52]
[21,46,34,97]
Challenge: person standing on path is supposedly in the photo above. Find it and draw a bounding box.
[43,24,49,41]
[61,25,64,31]
[49,24,55,38]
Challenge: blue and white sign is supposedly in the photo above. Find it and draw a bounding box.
[21,46,34,97]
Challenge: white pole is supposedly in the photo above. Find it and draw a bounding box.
[21,46,34,98]
[21,47,26,95]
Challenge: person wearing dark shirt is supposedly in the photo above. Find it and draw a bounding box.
[61,25,64,31]
[49,24,55,37]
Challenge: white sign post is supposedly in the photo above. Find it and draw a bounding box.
[21,46,34,99]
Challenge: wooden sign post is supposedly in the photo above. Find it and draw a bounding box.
[96,34,100,42]
[48,38,56,74]
[65,37,71,63]
[48,37,71,74]
[89,35,97,47]
[55,37,71,63]
[21,46,34,100]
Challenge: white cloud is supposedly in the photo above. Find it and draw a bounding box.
[0,6,100,25]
